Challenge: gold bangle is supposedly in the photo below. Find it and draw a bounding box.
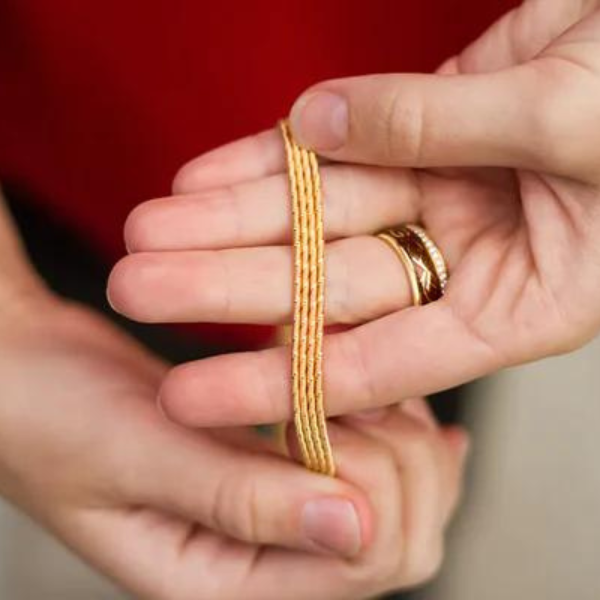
[280,120,335,477]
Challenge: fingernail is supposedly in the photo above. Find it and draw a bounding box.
[290,91,348,151]
[302,498,362,557]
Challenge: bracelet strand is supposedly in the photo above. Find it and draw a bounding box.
[280,120,335,476]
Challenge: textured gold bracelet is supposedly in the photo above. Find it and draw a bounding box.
[280,120,335,477]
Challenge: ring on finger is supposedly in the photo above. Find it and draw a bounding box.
[376,224,448,305]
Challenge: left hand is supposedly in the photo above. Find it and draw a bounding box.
[108,0,600,427]
[0,295,466,600]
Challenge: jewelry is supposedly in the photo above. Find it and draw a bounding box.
[405,225,448,291]
[377,225,448,305]
[280,120,335,477]
[377,232,423,306]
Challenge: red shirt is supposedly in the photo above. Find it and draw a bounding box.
[0,0,515,345]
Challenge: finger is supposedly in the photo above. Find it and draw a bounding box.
[72,511,373,600]
[70,422,409,600]
[241,418,445,596]
[108,236,413,325]
[121,412,370,557]
[441,0,596,74]
[342,412,456,584]
[341,398,439,430]
[288,63,588,178]
[126,164,419,252]
[349,411,468,526]
[158,301,501,427]
[399,397,439,431]
[439,425,470,523]
[173,129,286,194]
[66,510,357,600]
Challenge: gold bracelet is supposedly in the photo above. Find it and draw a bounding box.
[280,120,335,477]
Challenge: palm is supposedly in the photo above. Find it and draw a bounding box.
[423,1,600,362]
[419,163,599,363]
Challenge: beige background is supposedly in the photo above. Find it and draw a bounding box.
[1,337,599,600]
[426,335,600,600]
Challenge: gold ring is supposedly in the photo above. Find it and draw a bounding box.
[377,232,423,306]
[405,224,448,292]
[377,225,448,305]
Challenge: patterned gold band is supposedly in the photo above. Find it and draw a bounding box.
[377,225,448,306]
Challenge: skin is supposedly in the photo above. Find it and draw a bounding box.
[0,182,465,598]
[109,0,600,428]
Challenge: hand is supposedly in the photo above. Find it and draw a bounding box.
[0,291,466,599]
[109,0,600,426]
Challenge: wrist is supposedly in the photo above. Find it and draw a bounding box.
[0,291,89,509]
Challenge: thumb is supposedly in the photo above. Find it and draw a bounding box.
[288,65,578,176]
[131,423,369,557]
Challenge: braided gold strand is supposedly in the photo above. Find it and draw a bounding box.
[293,136,324,472]
[308,149,335,476]
[283,120,323,473]
[299,144,327,473]
[281,123,314,470]
[280,120,335,476]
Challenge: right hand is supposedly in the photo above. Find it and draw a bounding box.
[0,290,467,599]
[111,0,600,430]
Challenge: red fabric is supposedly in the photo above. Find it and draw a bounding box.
[0,0,515,346]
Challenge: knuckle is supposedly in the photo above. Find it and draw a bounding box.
[396,426,440,468]
[202,186,243,243]
[381,544,408,585]
[208,252,234,322]
[210,470,261,544]
[349,545,403,596]
[527,59,600,175]
[336,331,379,408]
[365,556,403,592]
[403,538,445,586]
[529,89,573,166]
[321,166,353,238]
[327,243,357,324]
[378,84,426,166]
